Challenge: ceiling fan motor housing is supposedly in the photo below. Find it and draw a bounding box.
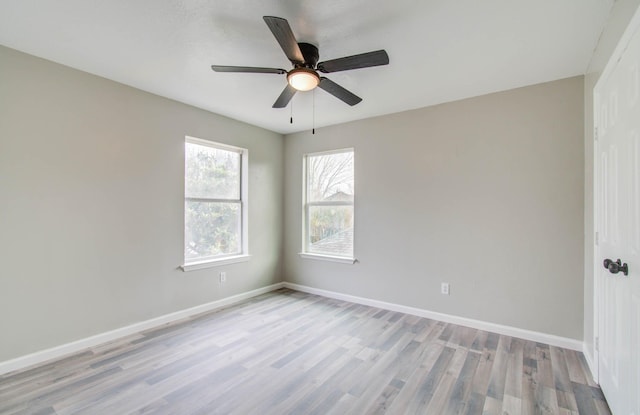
[298,42,319,68]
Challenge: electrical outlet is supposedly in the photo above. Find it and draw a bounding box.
[441,282,450,295]
[219,272,227,284]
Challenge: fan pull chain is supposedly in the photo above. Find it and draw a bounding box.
[290,100,293,124]
[312,89,315,135]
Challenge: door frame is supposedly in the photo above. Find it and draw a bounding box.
[593,3,640,385]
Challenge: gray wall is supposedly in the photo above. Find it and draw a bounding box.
[583,0,640,363]
[0,46,284,362]
[284,76,585,340]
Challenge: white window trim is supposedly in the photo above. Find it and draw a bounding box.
[182,136,249,272]
[298,252,356,264]
[301,148,356,262]
[181,254,251,272]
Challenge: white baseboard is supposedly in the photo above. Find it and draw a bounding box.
[284,282,583,351]
[583,345,599,384]
[0,280,585,377]
[0,282,285,376]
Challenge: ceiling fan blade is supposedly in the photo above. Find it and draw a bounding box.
[263,16,304,65]
[273,84,297,108]
[317,50,389,73]
[318,78,362,106]
[211,65,286,74]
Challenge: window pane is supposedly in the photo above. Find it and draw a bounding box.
[185,201,240,261]
[307,205,353,257]
[307,152,354,202]
[185,142,240,200]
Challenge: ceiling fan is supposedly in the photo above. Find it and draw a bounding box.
[211,16,389,108]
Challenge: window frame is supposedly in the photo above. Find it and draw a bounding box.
[182,136,249,271]
[300,148,356,264]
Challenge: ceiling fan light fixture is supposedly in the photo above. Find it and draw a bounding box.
[287,68,320,91]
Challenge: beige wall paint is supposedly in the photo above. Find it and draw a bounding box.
[0,46,284,362]
[583,0,640,365]
[284,76,585,339]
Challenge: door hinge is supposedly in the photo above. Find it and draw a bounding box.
[595,231,599,246]
[595,336,599,352]
[595,127,599,141]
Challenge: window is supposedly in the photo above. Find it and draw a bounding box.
[302,149,355,262]
[183,137,248,269]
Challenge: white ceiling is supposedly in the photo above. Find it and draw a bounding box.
[0,0,613,134]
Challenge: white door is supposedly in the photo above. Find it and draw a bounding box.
[595,7,640,415]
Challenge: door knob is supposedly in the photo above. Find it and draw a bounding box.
[603,258,629,276]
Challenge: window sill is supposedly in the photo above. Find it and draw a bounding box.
[298,253,357,264]
[181,255,251,272]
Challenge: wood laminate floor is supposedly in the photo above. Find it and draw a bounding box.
[0,289,610,415]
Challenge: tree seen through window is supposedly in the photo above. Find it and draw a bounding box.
[185,140,243,262]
